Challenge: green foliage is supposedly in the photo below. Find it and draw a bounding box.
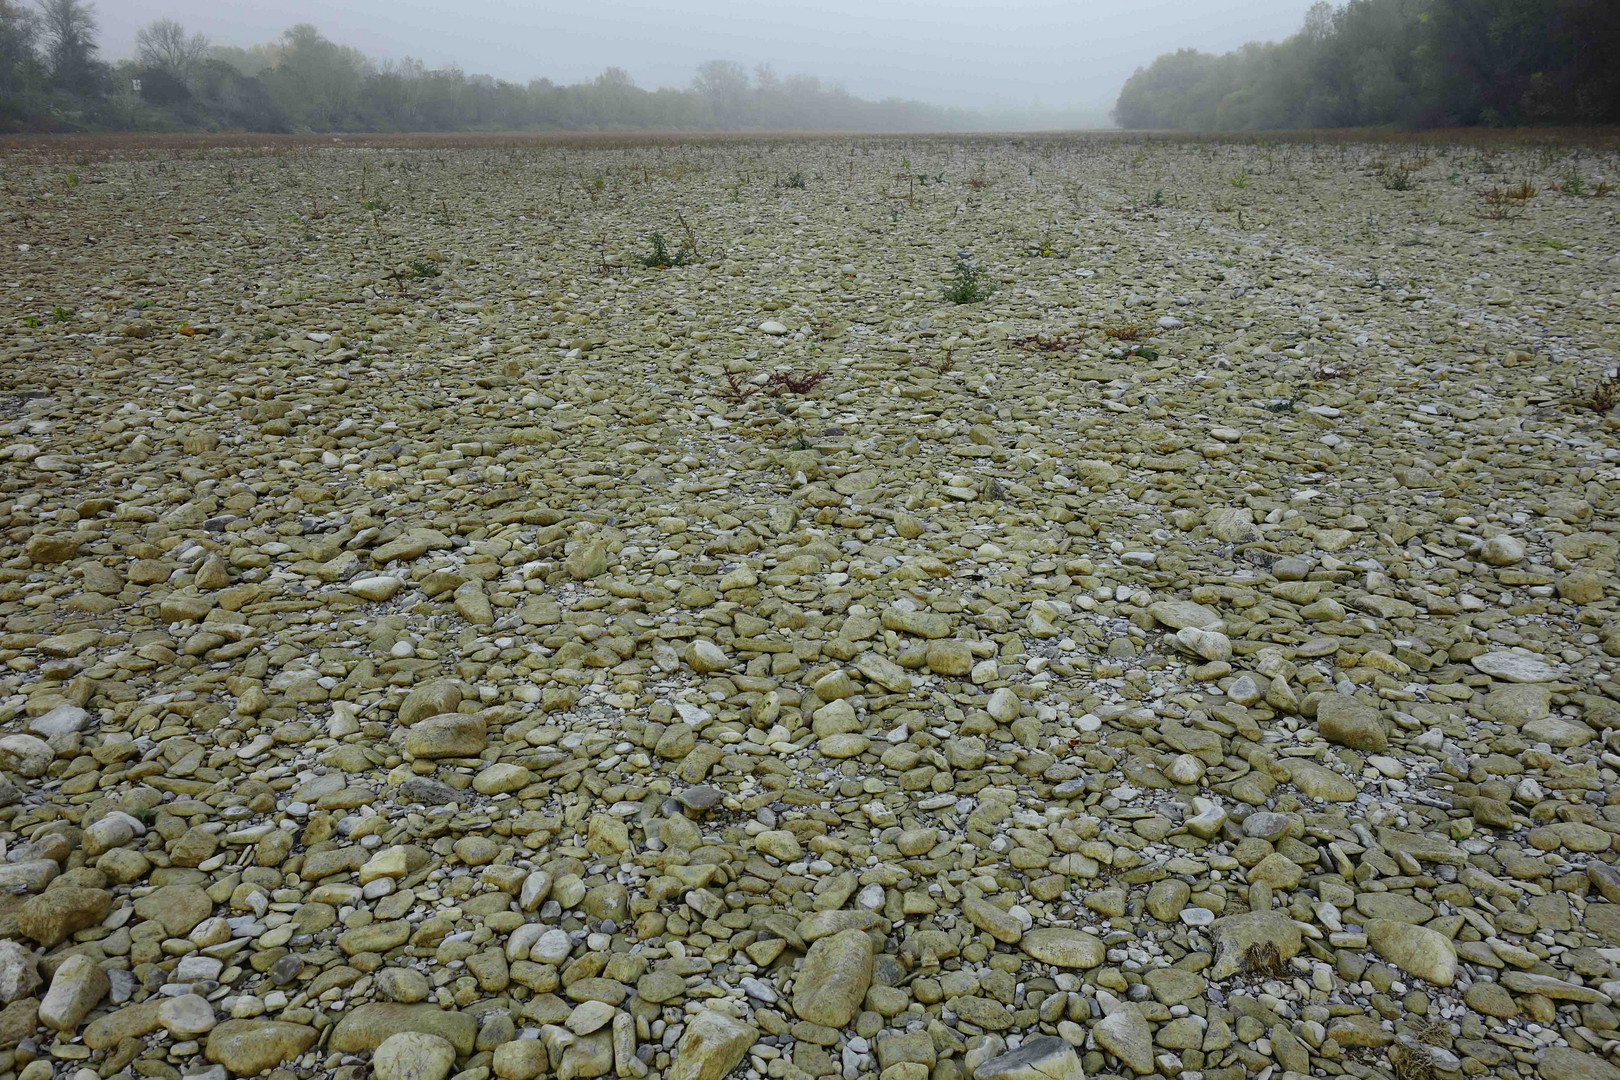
[23,315,38,328]
[4,14,1096,134]
[49,306,72,323]
[1113,0,1620,130]
[407,258,439,280]
[1228,169,1249,189]
[1380,164,1414,191]
[636,233,693,269]
[942,257,994,305]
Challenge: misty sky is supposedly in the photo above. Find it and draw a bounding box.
[98,0,1317,111]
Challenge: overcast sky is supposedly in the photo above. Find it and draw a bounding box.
[97,0,1316,110]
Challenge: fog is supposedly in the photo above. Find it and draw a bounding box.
[99,0,1316,112]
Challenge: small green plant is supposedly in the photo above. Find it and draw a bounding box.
[1229,169,1250,189]
[1150,188,1165,207]
[64,171,78,188]
[49,307,73,324]
[1558,172,1584,196]
[23,315,38,328]
[942,256,994,305]
[1381,165,1414,191]
[636,233,693,269]
[408,258,441,280]
[782,170,806,189]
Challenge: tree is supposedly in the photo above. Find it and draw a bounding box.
[692,59,749,125]
[36,0,97,92]
[0,0,41,94]
[135,17,207,87]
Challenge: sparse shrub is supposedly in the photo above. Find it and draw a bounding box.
[1389,1041,1435,1080]
[50,307,73,324]
[1150,188,1165,206]
[636,233,693,269]
[1476,188,1523,221]
[717,372,757,401]
[1506,182,1538,201]
[1557,171,1584,196]
[1229,169,1250,189]
[1012,333,1080,353]
[1312,360,1367,382]
[716,369,828,402]
[407,258,441,280]
[1381,165,1414,191]
[24,316,39,328]
[1584,371,1619,414]
[1244,941,1287,977]
[942,257,994,305]
[767,370,827,395]
[1103,324,1161,342]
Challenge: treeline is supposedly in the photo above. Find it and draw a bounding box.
[1113,0,1620,130]
[0,4,1104,133]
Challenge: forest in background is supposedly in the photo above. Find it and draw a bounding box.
[0,2,1105,133]
[1114,0,1620,131]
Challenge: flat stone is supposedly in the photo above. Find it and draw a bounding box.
[1471,650,1560,682]
[1364,919,1456,986]
[329,1003,478,1056]
[972,1035,1083,1080]
[374,1030,458,1080]
[1019,928,1104,969]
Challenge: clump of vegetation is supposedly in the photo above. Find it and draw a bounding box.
[1011,333,1081,353]
[1507,182,1538,201]
[407,258,441,280]
[1583,371,1618,414]
[1243,941,1288,977]
[781,170,807,189]
[1476,188,1525,221]
[716,370,829,402]
[1380,164,1414,191]
[942,257,995,305]
[1389,1041,1435,1080]
[1103,324,1162,342]
[636,233,694,269]
[1228,169,1250,189]
[1312,360,1368,382]
[49,307,74,324]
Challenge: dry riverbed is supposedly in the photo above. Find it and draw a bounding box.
[0,133,1618,1080]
